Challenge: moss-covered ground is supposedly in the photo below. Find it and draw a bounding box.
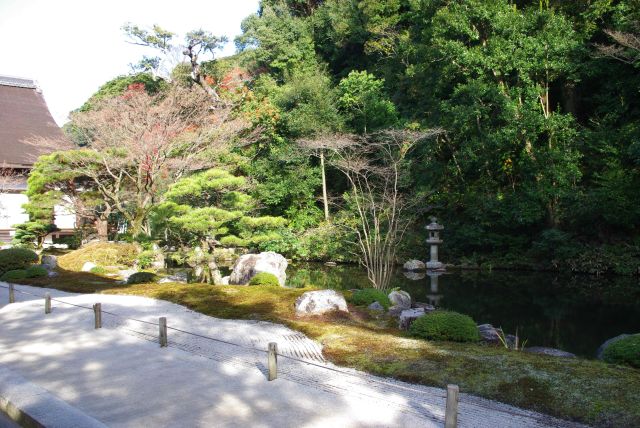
[15,271,640,427]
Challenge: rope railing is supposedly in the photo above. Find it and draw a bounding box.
[0,282,476,426]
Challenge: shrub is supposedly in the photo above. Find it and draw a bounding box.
[248,272,281,286]
[410,310,480,342]
[0,269,28,281]
[350,288,392,310]
[136,250,156,269]
[25,265,49,278]
[603,334,640,368]
[58,242,139,271]
[127,272,158,285]
[0,248,38,275]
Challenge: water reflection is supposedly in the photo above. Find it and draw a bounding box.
[288,262,640,357]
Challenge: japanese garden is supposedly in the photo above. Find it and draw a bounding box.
[0,1,639,427]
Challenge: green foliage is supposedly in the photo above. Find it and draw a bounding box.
[248,272,281,286]
[156,168,287,250]
[89,266,107,274]
[127,272,158,285]
[0,270,28,281]
[25,265,49,278]
[337,70,398,133]
[0,248,38,276]
[52,234,82,250]
[410,311,480,343]
[603,335,640,368]
[237,2,318,79]
[350,288,391,310]
[136,250,156,269]
[11,221,58,249]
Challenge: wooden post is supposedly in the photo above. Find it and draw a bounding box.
[44,293,51,314]
[445,384,459,428]
[93,303,102,329]
[268,342,278,381]
[159,317,167,347]
[8,284,15,304]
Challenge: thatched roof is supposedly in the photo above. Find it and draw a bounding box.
[0,75,67,168]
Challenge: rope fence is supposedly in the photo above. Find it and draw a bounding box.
[0,281,549,427]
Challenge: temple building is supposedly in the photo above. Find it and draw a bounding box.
[0,74,75,244]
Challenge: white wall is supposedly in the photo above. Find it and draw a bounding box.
[0,193,29,230]
[0,192,76,231]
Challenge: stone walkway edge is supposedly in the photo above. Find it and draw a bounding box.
[0,363,107,428]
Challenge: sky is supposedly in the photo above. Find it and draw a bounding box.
[0,0,260,125]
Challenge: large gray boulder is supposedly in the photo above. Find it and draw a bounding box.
[295,290,348,316]
[403,260,426,272]
[388,290,411,309]
[41,255,57,270]
[597,334,630,360]
[229,252,287,286]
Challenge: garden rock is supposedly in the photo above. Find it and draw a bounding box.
[478,324,502,344]
[368,301,384,312]
[158,272,189,284]
[398,308,428,330]
[295,290,348,316]
[221,276,230,285]
[388,290,411,309]
[596,334,630,360]
[403,259,426,271]
[524,347,576,358]
[81,262,97,272]
[41,255,57,270]
[388,305,404,317]
[229,252,288,286]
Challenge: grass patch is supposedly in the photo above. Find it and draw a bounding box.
[58,242,139,271]
[17,273,640,426]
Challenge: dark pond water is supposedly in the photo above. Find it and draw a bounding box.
[286,262,640,358]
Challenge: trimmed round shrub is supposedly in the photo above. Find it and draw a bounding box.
[0,269,28,281]
[410,310,480,342]
[350,288,392,310]
[127,272,158,285]
[248,272,280,286]
[0,248,38,276]
[25,265,49,278]
[603,334,640,368]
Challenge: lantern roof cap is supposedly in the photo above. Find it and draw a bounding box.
[425,217,444,231]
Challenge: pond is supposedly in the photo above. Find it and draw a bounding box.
[286,262,640,358]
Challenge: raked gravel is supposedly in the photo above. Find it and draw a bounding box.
[0,283,586,428]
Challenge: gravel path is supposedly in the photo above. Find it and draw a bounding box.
[0,283,586,428]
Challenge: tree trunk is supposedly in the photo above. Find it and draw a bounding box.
[320,150,330,221]
[96,218,109,241]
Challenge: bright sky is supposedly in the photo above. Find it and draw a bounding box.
[0,0,259,125]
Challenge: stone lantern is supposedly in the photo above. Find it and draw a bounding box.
[425,217,444,270]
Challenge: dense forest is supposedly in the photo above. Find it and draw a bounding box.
[26,0,640,277]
